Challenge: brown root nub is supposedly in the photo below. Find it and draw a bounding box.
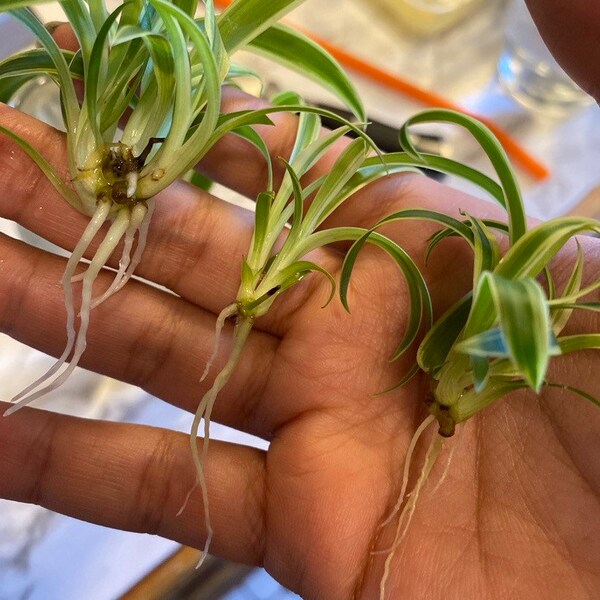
[429,401,456,438]
[102,143,138,180]
[97,143,146,207]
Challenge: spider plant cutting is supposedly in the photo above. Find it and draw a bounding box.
[0,0,364,413]
[338,108,600,598]
[187,89,446,558]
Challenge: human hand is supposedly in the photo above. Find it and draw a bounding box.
[0,93,599,599]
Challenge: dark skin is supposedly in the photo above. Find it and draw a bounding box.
[0,9,599,599]
[526,0,600,100]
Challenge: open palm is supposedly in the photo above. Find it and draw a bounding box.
[0,92,598,600]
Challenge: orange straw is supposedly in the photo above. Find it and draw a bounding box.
[214,0,550,181]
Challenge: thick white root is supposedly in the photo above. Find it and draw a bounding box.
[90,199,154,309]
[378,416,444,600]
[5,207,131,416]
[5,201,111,412]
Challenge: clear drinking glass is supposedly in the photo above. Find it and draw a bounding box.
[372,0,484,36]
[497,0,594,116]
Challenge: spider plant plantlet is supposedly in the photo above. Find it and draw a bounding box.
[339,108,600,598]
[0,0,365,413]
[192,91,443,559]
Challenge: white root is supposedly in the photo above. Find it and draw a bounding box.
[379,414,436,529]
[431,424,462,495]
[183,313,253,567]
[125,171,138,200]
[175,302,239,525]
[5,208,131,416]
[6,201,111,412]
[199,303,238,383]
[90,200,154,309]
[377,416,444,600]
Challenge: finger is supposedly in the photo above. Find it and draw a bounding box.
[51,22,78,51]
[0,403,268,566]
[0,232,285,439]
[526,0,600,100]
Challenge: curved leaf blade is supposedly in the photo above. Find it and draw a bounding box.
[248,23,364,120]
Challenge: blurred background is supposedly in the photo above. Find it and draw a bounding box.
[0,0,598,598]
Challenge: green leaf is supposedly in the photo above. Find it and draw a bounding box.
[146,0,193,157]
[279,158,304,246]
[548,275,600,308]
[399,109,526,244]
[60,0,95,64]
[463,213,500,285]
[213,108,275,131]
[0,73,32,103]
[452,380,528,424]
[251,260,336,312]
[361,152,506,207]
[231,124,274,191]
[0,0,51,8]
[85,3,127,144]
[471,355,490,391]
[138,0,222,195]
[558,334,600,354]
[425,216,509,265]
[497,217,600,280]
[340,230,432,361]
[118,27,176,149]
[209,105,375,161]
[456,328,507,357]
[99,0,150,110]
[251,190,274,258]
[10,8,79,132]
[224,61,262,88]
[373,208,476,247]
[417,293,472,374]
[301,137,368,234]
[218,0,305,53]
[287,103,321,164]
[552,302,600,312]
[186,169,213,191]
[240,258,254,290]
[0,47,84,81]
[550,241,584,333]
[475,273,554,391]
[373,362,421,395]
[248,23,364,120]
[278,260,337,307]
[545,383,600,409]
[464,218,600,342]
[270,124,351,225]
[86,0,110,31]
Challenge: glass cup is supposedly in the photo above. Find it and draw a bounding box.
[372,0,484,36]
[497,0,594,116]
